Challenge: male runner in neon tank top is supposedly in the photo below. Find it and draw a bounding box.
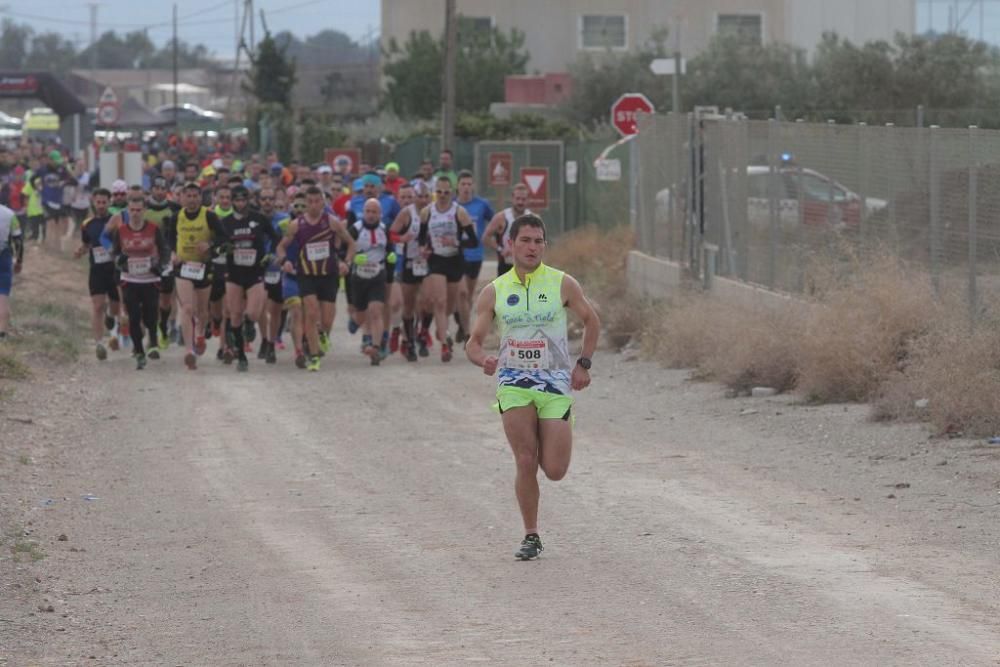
[275,185,355,372]
[466,213,600,561]
[164,181,229,370]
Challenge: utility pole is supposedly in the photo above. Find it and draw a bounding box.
[441,0,457,154]
[172,3,178,128]
[88,3,98,97]
[248,0,255,58]
[672,15,682,114]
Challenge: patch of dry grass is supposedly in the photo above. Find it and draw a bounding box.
[794,255,940,403]
[874,307,1000,437]
[642,297,801,392]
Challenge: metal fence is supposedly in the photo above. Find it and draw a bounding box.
[635,112,1000,314]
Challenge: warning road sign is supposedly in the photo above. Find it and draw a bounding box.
[488,152,513,187]
[96,103,120,126]
[520,167,549,210]
[99,86,119,105]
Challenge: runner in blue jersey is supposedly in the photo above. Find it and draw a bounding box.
[456,169,494,343]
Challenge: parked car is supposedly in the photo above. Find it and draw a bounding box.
[746,165,887,230]
[155,103,224,123]
[0,110,22,140]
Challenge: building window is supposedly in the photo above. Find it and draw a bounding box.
[459,16,494,38]
[580,15,627,50]
[717,14,763,43]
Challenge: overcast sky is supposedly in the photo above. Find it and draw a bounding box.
[0,0,381,58]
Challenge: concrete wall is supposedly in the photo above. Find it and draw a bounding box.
[627,250,802,314]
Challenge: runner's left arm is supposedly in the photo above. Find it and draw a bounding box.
[562,275,600,391]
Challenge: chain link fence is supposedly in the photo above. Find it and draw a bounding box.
[635,113,1000,315]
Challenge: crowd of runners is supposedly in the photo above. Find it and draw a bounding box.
[0,140,600,561]
[0,146,539,373]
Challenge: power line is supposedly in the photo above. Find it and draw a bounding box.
[0,1,239,31]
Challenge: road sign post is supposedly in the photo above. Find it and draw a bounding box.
[96,86,121,128]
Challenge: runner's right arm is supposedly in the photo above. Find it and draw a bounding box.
[465,283,498,375]
[483,211,505,252]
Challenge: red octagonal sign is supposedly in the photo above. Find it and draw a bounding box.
[611,93,655,137]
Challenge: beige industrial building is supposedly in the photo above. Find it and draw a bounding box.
[381,0,917,72]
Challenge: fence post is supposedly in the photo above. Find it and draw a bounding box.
[826,120,837,228]
[928,125,941,295]
[767,118,779,289]
[968,125,979,325]
[629,135,638,231]
[857,122,868,240]
[886,123,896,233]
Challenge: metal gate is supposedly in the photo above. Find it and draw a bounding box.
[474,141,565,236]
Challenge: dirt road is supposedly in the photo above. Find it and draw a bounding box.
[3,293,1000,665]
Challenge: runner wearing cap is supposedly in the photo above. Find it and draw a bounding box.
[109,179,129,214]
[383,162,404,197]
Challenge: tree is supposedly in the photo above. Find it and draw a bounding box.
[0,20,31,70]
[382,17,529,118]
[276,29,369,66]
[76,30,155,69]
[812,34,896,116]
[24,32,77,73]
[245,30,297,109]
[682,35,814,117]
[382,30,442,118]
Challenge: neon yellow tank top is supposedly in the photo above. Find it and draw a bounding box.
[492,262,572,395]
[175,206,212,262]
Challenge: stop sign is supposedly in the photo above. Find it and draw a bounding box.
[611,93,655,137]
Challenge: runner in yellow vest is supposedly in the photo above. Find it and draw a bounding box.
[465,213,600,561]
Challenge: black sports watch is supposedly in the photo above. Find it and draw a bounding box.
[576,357,592,371]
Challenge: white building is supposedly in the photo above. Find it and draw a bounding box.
[381,0,917,73]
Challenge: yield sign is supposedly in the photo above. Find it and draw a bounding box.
[520,167,549,210]
[488,152,512,187]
